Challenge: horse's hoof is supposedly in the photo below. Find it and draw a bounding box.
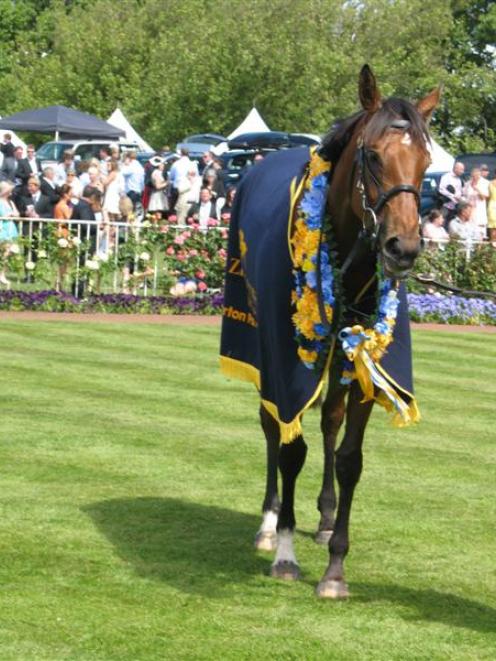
[271,561,300,581]
[316,579,349,599]
[315,529,333,545]
[254,531,277,552]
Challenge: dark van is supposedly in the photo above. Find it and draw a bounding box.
[455,152,496,175]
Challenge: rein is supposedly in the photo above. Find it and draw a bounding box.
[409,273,496,299]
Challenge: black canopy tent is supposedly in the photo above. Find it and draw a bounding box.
[0,106,125,140]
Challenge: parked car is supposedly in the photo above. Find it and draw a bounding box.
[176,133,227,158]
[455,152,496,175]
[227,131,320,150]
[420,171,445,218]
[181,133,226,146]
[219,149,277,188]
[36,139,141,169]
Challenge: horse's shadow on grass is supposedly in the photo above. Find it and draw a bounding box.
[83,497,271,597]
[84,497,496,634]
[351,582,496,635]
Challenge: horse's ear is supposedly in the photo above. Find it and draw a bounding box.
[359,64,382,113]
[416,85,442,123]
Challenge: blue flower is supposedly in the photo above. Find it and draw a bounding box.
[314,322,328,336]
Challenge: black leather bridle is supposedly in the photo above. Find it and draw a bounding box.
[315,118,424,333]
[355,118,422,240]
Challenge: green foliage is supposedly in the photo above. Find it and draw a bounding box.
[412,243,496,293]
[0,0,493,150]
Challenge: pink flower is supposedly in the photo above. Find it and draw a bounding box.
[177,253,186,262]
[207,218,219,227]
[183,230,191,238]
[168,214,177,222]
[221,228,228,239]
[195,269,206,279]
[218,248,227,258]
[174,235,185,245]
[198,281,207,292]
[189,249,198,257]
[166,246,175,255]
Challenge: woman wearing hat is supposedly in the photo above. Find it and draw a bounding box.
[0,180,20,285]
[147,157,169,217]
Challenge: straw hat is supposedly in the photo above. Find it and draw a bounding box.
[0,181,14,196]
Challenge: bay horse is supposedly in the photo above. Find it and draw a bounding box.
[221,65,440,598]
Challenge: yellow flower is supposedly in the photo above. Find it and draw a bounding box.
[308,150,331,180]
[298,347,318,364]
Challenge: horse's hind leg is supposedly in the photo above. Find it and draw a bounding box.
[254,406,280,551]
[271,434,307,580]
[317,381,373,598]
[316,385,347,544]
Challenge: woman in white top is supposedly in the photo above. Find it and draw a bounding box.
[422,209,449,246]
[103,161,125,221]
[463,168,489,239]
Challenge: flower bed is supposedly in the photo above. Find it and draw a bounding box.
[0,289,494,325]
[0,290,224,315]
[407,293,496,325]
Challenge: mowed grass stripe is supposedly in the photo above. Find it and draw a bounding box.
[0,321,495,660]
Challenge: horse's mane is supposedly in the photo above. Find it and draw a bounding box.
[319,97,430,165]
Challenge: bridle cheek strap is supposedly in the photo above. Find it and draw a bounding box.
[357,143,422,237]
[373,184,421,215]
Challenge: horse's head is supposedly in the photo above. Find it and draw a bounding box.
[351,66,441,279]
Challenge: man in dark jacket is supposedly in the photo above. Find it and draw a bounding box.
[0,133,17,181]
[15,145,42,187]
[39,166,61,213]
[187,187,218,228]
[19,177,53,219]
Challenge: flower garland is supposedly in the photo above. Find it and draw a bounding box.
[291,152,399,399]
[339,277,400,385]
[291,151,336,371]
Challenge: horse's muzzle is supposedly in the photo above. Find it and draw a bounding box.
[382,236,421,279]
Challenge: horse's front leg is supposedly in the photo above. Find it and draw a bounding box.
[254,406,280,551]
[316,384,347,544]
[317,381,373,598]
[271,434,307,580]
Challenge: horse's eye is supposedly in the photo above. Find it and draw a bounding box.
[367,150,381,164]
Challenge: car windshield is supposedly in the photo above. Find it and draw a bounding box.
[422,176,438,193]
[36,142,73,161]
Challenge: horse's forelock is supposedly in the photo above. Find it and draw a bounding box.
[364,98,430,148]
[320,97,429,166]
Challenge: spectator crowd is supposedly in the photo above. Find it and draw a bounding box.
[423,161,496,247]
[0,135,242,286]
[0,133,237,227]
[1,131,494,290]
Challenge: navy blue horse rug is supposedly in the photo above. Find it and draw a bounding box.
[220,147,419,442]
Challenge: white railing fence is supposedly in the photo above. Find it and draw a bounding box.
[0,216,227,296]
[0,215,492,297]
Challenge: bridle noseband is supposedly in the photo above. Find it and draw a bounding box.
[356,119,422,239]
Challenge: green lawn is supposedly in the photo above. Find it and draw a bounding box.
[0,320,495,660]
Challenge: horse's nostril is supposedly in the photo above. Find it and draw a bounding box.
[384,237,402,259]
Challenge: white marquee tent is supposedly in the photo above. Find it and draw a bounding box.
[426,138,454,173]
[107,108,153,152]
[227,107,270,139]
